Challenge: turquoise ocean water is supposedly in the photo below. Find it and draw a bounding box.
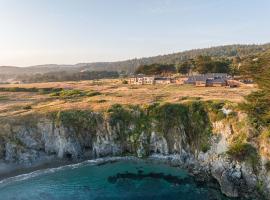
[0,159,232,200]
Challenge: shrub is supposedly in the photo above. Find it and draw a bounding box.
[86,91,101,97]
[122,80,128,84]
[96,99,107,103]
[205,100,227,121]
[23,105,32,110]
[227,142,260,171]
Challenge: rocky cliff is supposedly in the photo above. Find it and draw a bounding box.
[0,102,270,199]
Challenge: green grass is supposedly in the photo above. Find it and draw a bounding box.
[50,89,102,99]
[51,89,86,98]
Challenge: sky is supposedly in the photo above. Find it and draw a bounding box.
[0,0,269,67]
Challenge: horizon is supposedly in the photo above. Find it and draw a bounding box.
[0,0,270,67]
[1,42,269,68]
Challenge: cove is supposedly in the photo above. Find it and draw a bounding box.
[0,158,233,200]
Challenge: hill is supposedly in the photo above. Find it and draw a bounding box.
[1,43,270,78]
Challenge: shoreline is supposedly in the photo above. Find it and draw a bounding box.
[0,158,73,181]
[0,156,142,183]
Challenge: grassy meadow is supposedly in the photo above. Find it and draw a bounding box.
[0,79,256,118]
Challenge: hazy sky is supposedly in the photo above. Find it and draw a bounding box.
[0,0,269,66]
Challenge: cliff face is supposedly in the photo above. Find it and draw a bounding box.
[0,102,269,199]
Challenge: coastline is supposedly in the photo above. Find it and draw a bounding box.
[0,156,142,183]
[0,158,72,181]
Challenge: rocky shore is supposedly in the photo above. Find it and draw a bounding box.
[0,103,269,199]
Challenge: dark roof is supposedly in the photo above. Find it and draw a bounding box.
[185,73,229,84]
[130,74,154,78]
[207,77,227,84]
[154,77,170,80]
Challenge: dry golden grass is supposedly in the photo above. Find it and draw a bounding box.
[0,79,256,118]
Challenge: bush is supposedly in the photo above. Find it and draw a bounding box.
[96,99,107,103]
[23,105,32,110]
[122,80,128,84]
[227,142,260,171]
[86,91,101,97]
[205,100,227,121]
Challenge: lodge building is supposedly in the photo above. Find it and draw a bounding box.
[129,73,241,87]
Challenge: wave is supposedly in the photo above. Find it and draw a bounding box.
[0,156,138,187]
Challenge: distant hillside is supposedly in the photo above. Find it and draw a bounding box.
[1,43,270,77]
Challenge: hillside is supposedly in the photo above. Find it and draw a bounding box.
[1,43,270,77]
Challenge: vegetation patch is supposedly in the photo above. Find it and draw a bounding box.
[0,87,39,92]
[22,105,32,110]
[38,88,63,94]
[186,101,212,153]
[53,110,99,134]
[146,102,212,153]
[205,100,227,121]
[240,50,270,129]
[86,91,102,97]
[106,102,212,154]
[50,89,87,99]
[108,104,150,142]
[227,142,260,171]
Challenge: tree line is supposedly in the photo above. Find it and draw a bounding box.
[135,55,242,76]
[16,71,119,83]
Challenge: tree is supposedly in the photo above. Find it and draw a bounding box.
[230,56,241,76]
[212,59,231,74]
[240,50,270,128]
[135,64,176,75]
[177,60,194,75]
[194,55,231,74]
[194,55,214,74]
